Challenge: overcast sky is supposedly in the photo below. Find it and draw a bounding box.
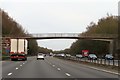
[1,0,119,51]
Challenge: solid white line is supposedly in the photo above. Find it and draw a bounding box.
[57,68,61,71]
[15,67,19,70]
[8,73,12,76]
[65,73,71,77]
[88,66,119,75]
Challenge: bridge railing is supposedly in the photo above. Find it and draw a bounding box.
[30,33,118,38]
[2,33,118,39]
[30,33,80,37]
[80,34,118,38]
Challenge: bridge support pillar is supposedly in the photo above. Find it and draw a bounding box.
[109,40,113,54]
[109,40,118,57]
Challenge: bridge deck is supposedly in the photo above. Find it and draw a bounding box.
[2,33,118,40]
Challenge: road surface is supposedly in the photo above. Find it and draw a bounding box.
[2,56,119,80]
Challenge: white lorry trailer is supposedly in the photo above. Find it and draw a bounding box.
[10,39,28,61]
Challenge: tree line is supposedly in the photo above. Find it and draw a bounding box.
[1,9,52,56]
[1,8,118,57]
[54,15,118,57]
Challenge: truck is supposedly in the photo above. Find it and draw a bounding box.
[10,39,28,61]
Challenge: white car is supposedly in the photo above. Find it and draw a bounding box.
[76,54,83,59]
[66,54,71,57]
[37,53,45,60]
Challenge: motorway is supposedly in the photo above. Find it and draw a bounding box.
[2,56,119,79]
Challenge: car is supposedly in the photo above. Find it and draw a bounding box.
[88,54,97,60]
[49,53,53,56]
[105,54,114,60]
[37,53,45,60]
[65,54,71,57]
[59,53,65,57]
[76,54,83,59]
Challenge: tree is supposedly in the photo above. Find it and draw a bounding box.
[2,9,39,56]
[65,15,118,56]
[38,46,53,54]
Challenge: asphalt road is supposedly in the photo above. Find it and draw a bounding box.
[2,56,119,79]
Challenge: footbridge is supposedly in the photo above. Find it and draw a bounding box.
[2,33,118,55]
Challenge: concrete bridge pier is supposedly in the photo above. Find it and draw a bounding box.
[109,39,118,57]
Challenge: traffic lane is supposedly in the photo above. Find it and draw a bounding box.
[2,56,35,68]
[2,57,35,78]
[2,56,35,75]
[49,57,118,76]
[2,61,27,77]
[2,56,33,67]
[46,57,118,78]
[4,57,68,78]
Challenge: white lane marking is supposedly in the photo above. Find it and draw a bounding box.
[20,65,22,67]
[88,66,119,75]
[52,65,55,67]
[8,73,12,76]
[23,63,25,64]
[57,68,61,71]
[65,73,71,77]
[15,67,19,70]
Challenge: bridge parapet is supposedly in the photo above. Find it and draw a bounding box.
[2,33,118,39]
[80,34,118,38]
[30,33,80,37]
[29,33,118,39]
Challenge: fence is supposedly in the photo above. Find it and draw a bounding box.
[55,56,119,67]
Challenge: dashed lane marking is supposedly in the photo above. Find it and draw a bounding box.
[15,67,19,70]
[57,68,61,71]
[8,73,12,76]
[65,73,71,77]
[52,65,55,67]
[20,65,22,67]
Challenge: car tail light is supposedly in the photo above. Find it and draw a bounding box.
[10,52,14,54]
[21,52,25,54]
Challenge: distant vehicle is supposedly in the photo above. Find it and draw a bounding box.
[54,53,66,57]
[76,54,83,59]
[70,55,76,58]
[37,53,45,60]
[50,53,53,56]
[105,54,114,60]
[82,50,89,58]
[53,54,57,57]
[10,39,28,61]
[65,54,71,57]
[88,54,97,60]
[60,53,65,57]
[44,54,46,57]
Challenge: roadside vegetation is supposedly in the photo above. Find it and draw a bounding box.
[55,14,118,58]
[1,9,52,57]
[1,8,118,58]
